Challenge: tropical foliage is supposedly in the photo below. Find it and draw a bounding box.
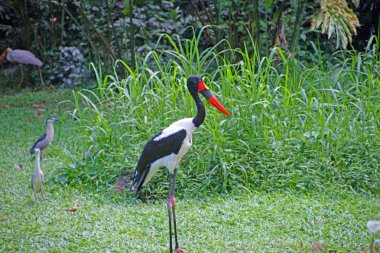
[1,0,378,88]
[311,0,360,49]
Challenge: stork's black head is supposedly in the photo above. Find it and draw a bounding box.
[187,75,203,94]
[186,75,231,116]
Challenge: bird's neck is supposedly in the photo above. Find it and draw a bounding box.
[46,123,54,137]
[192,92,206,127]
[35,154,41,172]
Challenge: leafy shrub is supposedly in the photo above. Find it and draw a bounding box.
[45,46,88,87]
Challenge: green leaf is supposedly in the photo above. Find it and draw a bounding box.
[123,0,130,15]
[311,11,324,31]
[335,23,340,48]
[315,11,324,29]
[322,12,330,33]
[328,15,335,39]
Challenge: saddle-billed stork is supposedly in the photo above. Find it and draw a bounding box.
[131,75,230,253]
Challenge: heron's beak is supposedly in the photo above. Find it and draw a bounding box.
[0,49,8,63]
[198,81,231,117]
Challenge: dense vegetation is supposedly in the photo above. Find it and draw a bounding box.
[1,0,378,88]
[0,0,378,195]
[49,30,379,197]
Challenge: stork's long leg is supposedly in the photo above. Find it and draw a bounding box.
[171,170,179,250]
[168,206,173,253]
[167,169,184,253]
[167,173,175,253]
[170,169,184,253]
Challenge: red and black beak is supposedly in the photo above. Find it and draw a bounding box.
[198,80,231,117]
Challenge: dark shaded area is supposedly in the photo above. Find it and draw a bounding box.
[351,0,380,50]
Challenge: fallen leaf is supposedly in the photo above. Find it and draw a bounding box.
[14,163,24,169]
[31,104,43,109]
[311,241,327,252]
[65,203,78,212]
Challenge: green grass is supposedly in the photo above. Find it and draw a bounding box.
[0,87,379,253]
[1,32,379,252]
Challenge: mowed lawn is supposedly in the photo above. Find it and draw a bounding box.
[0,89,378,252]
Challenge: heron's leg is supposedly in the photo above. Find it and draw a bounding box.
[19,66,24,88]
[42,186,46,200]
[38,67,45,87]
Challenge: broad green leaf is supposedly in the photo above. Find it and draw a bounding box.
[322,12,330,33]
[335,23,340,48]
[315,11,324,29]
[328,16,335,39]
[123,0,130,15]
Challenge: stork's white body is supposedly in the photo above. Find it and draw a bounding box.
[142,118,196,186]
[132,118,198,191]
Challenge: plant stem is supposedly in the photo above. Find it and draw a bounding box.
[251,0,260,54]
[63,5,99,61]
[60,0,65,45]
[77,4,116,62]
[129,0,136,70]
[290,0,306,53]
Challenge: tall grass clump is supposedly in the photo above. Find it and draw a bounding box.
[56,29,380,197]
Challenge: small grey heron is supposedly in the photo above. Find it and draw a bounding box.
[31,148,45,200]
[29,116,59,155]
[131,75,231,253]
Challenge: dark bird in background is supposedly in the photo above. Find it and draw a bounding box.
[0,47,45,86]
[30,116,59,155]
[31,148,45,200]
[131,75,231,253]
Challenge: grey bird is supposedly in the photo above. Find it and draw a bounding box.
[0,47,45,86]
[29,116,59,155]
[31,148,46,200]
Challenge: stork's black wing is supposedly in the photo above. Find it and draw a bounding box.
[132,129,187,191]
[29,133,46,154]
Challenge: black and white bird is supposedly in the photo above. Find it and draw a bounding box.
[131,75,230,253]
[29,116,59,155]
